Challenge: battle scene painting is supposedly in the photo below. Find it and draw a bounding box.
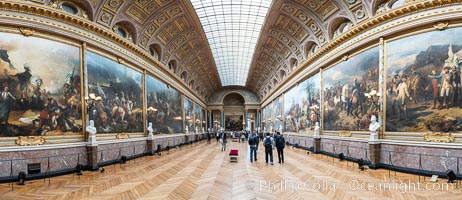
[0,32,82,137]
[386,28,462,132]
[146,75,182,134]
[202,109,207,131]
[263,104,272,132]
[284,73,321,133]
[225,115,243,131]
[194,104,201,132]
[184,98,194,132]
[272,97,283,132]
[323,47,379,131]
[86,52,143,133]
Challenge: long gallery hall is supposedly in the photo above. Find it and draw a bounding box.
[1,0,462,199]
[1,140,462,200]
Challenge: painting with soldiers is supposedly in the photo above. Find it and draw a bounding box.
[0,32,82,136]
[146,75,182,134]
[184,98,194,132]
[272,97,282,132]
[86,52,143,133]
[194,103,201,132]
[386,28,462,132]
[283,74,321,133]
[323,47,379,131]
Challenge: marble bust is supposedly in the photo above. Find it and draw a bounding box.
[369,115,381,133]
[368,115,381,141]
[86,120,97,145]
[86,120,97,135]
[313,122,320,138]
[147,122,154,139]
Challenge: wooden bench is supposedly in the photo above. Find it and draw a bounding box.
[229,149,239,162]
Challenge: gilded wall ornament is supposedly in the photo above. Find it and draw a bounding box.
[16,136,46,146]
[433,21,449,31]
[424,133,454,143]
[19,27,35,36]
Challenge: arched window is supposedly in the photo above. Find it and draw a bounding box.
[62,3,78,14]
[112,22,136,42]
[52,1,90,19]
[149,44,161,60]
[168,60,177,73]
[390,0,405,9]
[290,58,298,70]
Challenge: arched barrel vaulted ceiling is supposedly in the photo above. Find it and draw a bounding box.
[246,0,377,98]
[29,0,435,100]
[53,0,223,99]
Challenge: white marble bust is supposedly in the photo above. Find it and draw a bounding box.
[86,120,97,145]
[147,122,154,139]
[86,120,97,135]
[313,122,320,138]
[369,115,380,133]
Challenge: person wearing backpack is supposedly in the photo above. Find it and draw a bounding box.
[263,133,274,165]
[248,132,257,162]
[275,132,285,164]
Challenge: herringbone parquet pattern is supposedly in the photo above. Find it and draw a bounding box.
[1,140,461,200]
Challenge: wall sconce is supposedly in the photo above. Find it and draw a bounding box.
[365,89,382,113]
[147,106,158,115]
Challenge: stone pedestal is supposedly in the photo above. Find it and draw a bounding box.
[147,139,154,155]
[368,142,381,169]
[86,145,98,171]
[313,137,321,154]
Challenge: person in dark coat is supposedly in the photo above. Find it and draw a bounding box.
[275,132,285,164]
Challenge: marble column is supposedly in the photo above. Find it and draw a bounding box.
[220,110,224,130]
[244,110,248,131]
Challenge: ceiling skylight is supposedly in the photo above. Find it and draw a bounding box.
[190,0,272,86]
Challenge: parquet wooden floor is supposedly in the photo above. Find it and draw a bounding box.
[1,140,462,200]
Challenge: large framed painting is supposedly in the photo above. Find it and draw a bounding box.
[202,108,207,131]
[0,32,82,137]
[264,103,273,132]
[86,51,143,133]
[184,98,194,132]
[146,74,182,134]
[284,73,321,133]
[386,27,462,132]
[273,97,283,132]
[322,47,379,131]
[194,103,201,132]
[225,114,243,131]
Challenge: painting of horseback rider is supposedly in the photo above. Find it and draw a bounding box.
[322,47,379,131]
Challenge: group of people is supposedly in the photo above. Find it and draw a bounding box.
[250,131,286,165]
[212,131,286,165]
